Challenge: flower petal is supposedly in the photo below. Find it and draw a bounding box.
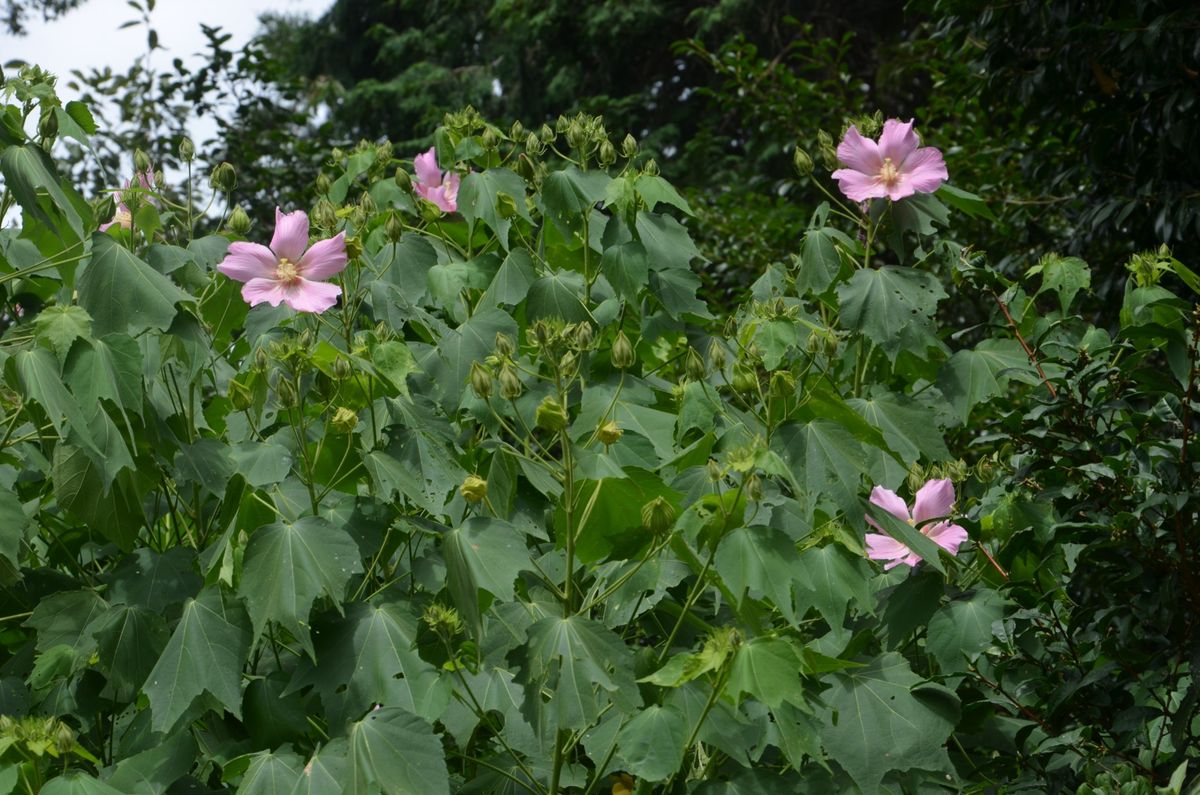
[925,522,968,557]
[297,232,348,280]
[413,147,443,189]
[443,172,461,207]
[865,532,911,563]
[898,147,948,195]
[869,485,911,523]
[836,125,882,175]
[271,207,310,263]
[218,242,278,283]
[281,278,342,313]
[241,277,287,307]
[832,169,888,203]
[878,119,919,165]
[425,184,457,213]
[912,478,955,524]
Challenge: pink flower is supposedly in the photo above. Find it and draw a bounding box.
[864,478,968,570]
[216,207,347,313]
[413,146,461,213]
[100,167,155,231]
[831,119,948,203]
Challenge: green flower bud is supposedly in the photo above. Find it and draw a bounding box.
[598,139,616,167]
[535,396,568,432]
[460,474,488,503]
[178,136,195,162]
[153,170,165,190]
[494,332,515,358]
[792,147,813,177]
[385,212,404,243]
[746,473,763,502]
[731,367,757,394]
[227,205,251,236]
[574,321,594,350]
[375,140,393,165]
[769,370,795,398]
[496,192,519,219]
[54,722,75,754]
[685,347,706,381]
[229,378,254,411]
[298,329,314,350]
[611,331,636,369]
[332,406,359,433]
[532,319,553,349]
[38,109,57,140]
[706,458,722,483]
[210,161,237,193]
[817,130,838,171]
[314,172,332,195]
[311,198,338,232]
[509,120,524,140]
[525,132,544,156]
[499,363,523,399]
[345,236,364,261]
[254,348,269,371]
[545,121,561,139]
[394,167,413,193]
[559,351,577,377]
[641,496,676,536]
[597,420,623,446]
[516,152,537,181]
[643,158,660,177]
[621,133,638,158]
[332,357,352,380]
[470,361,493,399]
[707,339,727,371]
[358,191,376,215]
[275,379,296,409]
[481,127,498,150]
[423,602,464,638]
[418,198,444,221]
[134,148,152,174]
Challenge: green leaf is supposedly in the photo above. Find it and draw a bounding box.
[514,615,641,731]
[634,212,700,271]
[773,419,872,520]
[936,339,1034,424]
[26,589,107,655]
[865,502,949,575]
[63,334,143,417]
[0,144,84,242]
[881,569,944,647]
[346,707,449,795]
[40,773,125,795]
[371,340,418,397]
[479,248,537,309]
[78,234,190,336]
[34,305,93,358]
[458,168,530,250]
[287,601,448,724]
[0,491,29,569]
[243,675,309,749]
[234,750,303,795]
[564,470,680,563]
[600,241,649,302]
[798,229,843,294]
[103,730,196,795]
[542,166,611,237]
[936,184,996,221]
[427,308,516,407]
[292,744,347,794]
[794,543,874,634]
[239,516,363,654]
[836,266,945,356]
[819,653,959,794]
[925,589,1008,673]
[714,526,799,623]
[634,174,692,214]
[442,517,532,638]
[52,445,143,549]
[144,587,251,733]
[724,638,805,709]
[89,604,170,700]
[848,392,949,464]
[526,269,589,323]
[650,266,710,318]
[1031,255,1091,313]
[230,441,293,487]
[616,705,688,782]
[12,347,98,455]
[174,438,236,498]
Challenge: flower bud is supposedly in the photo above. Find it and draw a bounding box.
[574,321,594,350]
[275,379,296,409]
[524,132,544,157]
[210,161,237,193]
[732,367,756,394]
[423,602,464,638]
[227,205,251,236]
[332,406,359,433]
[516,153,537,181]
[641,496,676,536]
[611,331,635,369]
[332,357,352,380]
[358,191,376,215]
[685,347,706,381]
[375,140,393,165]
[597,420,623,446]
[418,198,444,221]
[559,351,577,377]
[313,172,332,196]
[298,329,314,350]
[706,458,722,483]
[481,127,498,150]
[510,120,524,140]
[254,348,269,371]
[38,109,57,140]
[54,722,75,754]
[598,139,616,167]
[746,473,763,502]
[769,370,795,398]
[95,195,116,229]
[535,396,569,432]
[494,332,515,358]
[470,361,493,399]
[229,378,253,411]
[817,130,837,171]
[642,158,659,177]
[312,198,338,232]
[134,148,152,174]
[496,193,519,219]
[499,363,523,399]
[385,212,404,243]
[394,167,413,193]
[345,236,364,261]
[532,320,553,349]
[153,170,165,190]
[707,339,727,371]
[543,122,559,141]
[460,474,488,503]
[792,147,813,177]
[621,133,638,158]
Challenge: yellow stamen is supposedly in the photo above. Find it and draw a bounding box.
[276,257,300,284]
[879,157,900,189]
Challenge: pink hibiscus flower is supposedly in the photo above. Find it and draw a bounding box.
[413,146,461,213]
[831,119,948,203]
[100,167,155,231]
[864,478,968,570]
[216,207,347,313]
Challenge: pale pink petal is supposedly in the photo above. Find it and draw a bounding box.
[836,126,882,175]
[271,208,310,263]
[925,522,968,557]
[218,242,279,282]
[832,169,888,202]
[425,184,457,213]
[912,478,955,525]
[241,277,287,307]
[869,485,911,523]
[878,119,919,165]
[865,532,910,563]
[297,232,348,280]
[901,550,924,568]
[413,147,443,189]
[898,147,948,195]
[281,279,342,313]
[136,168,155,190]
[443,172,461,206]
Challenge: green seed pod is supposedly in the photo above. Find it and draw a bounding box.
[685,347,707,381]
[641,496,676,536]
[499,363,523,399]
[460,474,488,503]
[210,161,237,193]
[227,205,251,236]
[731,367,756,394]
[769,370,795,398]
[597,420,623,446]
[332,406,359,434]
[470,361,493,399]
[611,331,636,369]
[494,332,516,358]
[394,167,413,193]
[535,396,569,432]
[792,147,813,177]
[423,602,464,638]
